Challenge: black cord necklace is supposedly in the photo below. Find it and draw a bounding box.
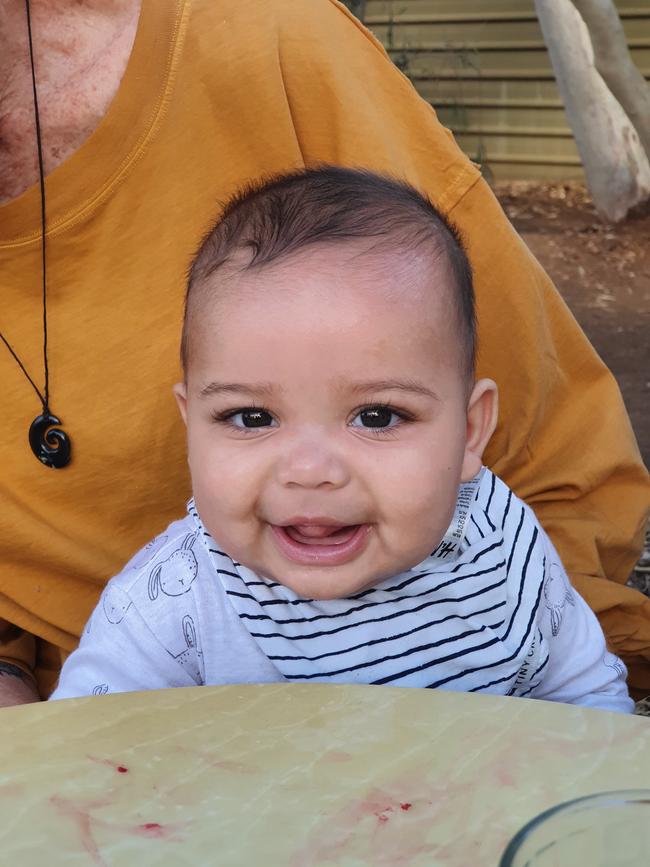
[0,0,71,469]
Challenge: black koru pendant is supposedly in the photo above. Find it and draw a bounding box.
[29,412,72,469]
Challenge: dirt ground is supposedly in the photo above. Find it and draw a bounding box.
[493,181,649,468]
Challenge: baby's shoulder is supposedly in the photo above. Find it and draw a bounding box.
[96,512,220,643]
[110,514,203,598]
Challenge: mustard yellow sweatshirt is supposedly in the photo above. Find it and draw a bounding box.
[0,0,647,696]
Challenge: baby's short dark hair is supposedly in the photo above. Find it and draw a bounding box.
[183,166,476,377]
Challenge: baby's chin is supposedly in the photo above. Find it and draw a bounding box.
[256,558,421,600]
[275,575,378,601]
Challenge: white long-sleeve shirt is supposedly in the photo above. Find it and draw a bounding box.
[51,470,633,713]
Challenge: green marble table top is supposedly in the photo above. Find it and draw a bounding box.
[0,684,648,866]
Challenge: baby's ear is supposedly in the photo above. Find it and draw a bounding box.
[173,382,188,426]
[460,378,499,482]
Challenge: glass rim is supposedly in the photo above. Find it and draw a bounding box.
[499,789,650,867]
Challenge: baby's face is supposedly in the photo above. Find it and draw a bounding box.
[176,244,495,599]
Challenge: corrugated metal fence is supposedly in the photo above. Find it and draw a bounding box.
[362,0,650,180]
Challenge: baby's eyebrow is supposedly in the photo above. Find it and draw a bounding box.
[199,381,279,399]
[342,379,440,400]
[198,379,438,401]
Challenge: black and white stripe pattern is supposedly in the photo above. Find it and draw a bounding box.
[191,470,549,696]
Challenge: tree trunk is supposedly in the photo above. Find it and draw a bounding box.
[535,0,650,222]
[572,0,650,158]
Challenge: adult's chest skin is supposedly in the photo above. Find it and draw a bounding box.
[0,0,140,205]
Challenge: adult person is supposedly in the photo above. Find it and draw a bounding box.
[1,0,648,706]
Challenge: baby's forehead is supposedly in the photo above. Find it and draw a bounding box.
[185,240,470,382]
[202,239,459,315]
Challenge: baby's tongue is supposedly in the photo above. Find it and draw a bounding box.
[291,525,342,538]
[286,524,355,544]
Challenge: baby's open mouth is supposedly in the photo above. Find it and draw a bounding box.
[283,524,361,546]
[270,522,371,566]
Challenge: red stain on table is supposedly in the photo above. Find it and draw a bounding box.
[86,755,129,774]
[494,766,514,787]
[129,822,171,839]
[50,792,187,862]
[289,782,458,867]
[320,750,354,764]
[50,795,111,867]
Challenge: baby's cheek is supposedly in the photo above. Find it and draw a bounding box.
[191,436,240,483]
[395,475,458,540]
[204,463,266,536]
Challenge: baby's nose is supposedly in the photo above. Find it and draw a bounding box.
[274,433,350,489]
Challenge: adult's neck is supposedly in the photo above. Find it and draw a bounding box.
[0,0,141,204]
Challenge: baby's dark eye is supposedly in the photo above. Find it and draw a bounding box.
[226,409,276,429]
[350,406,400,429]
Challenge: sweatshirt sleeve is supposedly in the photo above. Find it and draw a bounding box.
[266,0,650,688]
[528,534,634,713]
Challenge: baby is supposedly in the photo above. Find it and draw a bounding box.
[51,167,633,712]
